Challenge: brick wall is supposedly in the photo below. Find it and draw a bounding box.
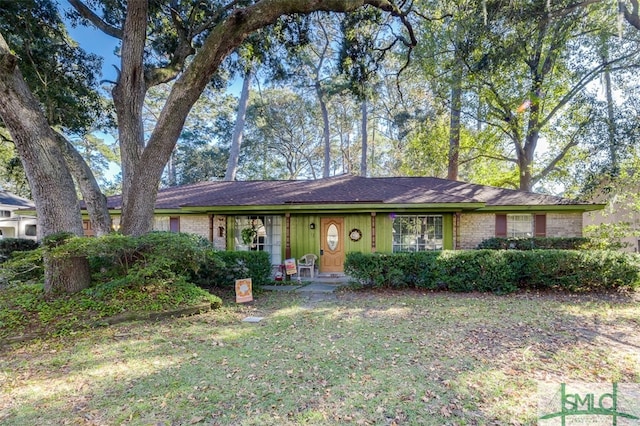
[458,212,584,249]
[458,213,495,249]
[177,215,210,240]
[546,212,583,237]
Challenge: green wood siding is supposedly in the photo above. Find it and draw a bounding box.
[375,214,393,253]
[289,215,321,260]
[226,216,235,249]
[344,215,373,254]
[443,214,453,250]
[228,212,455,258]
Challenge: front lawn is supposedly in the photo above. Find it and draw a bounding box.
[1,289,638,425]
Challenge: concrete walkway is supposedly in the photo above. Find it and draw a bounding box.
[261,274,351,305]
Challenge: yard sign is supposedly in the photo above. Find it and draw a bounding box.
[284,258,297,275]
[235,278,253,303]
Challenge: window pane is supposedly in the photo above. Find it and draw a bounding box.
[392,215,443,252]
[25,224,37,236]
[326,224,339,251]
[235,215,282,265]
[507,214,532,238]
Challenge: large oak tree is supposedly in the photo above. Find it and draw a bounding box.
[0,0,415,294]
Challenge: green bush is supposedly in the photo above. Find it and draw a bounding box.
[0,238,39,263]
[0,278,222,338]
[193,250,272,288]
[1,248,45,284]
[345,250,640,294]
[344,251,441,288]
[510,250,640,292]
[51,232,212,287]
[1,232,224,337]
[432,250,518,294]
[477,237,591,250]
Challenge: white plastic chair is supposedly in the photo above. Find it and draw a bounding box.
[297,254,317,278]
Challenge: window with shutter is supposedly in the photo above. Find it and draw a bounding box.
[169,217,180,232]
[535,214,546,237]
[495,214,507,237]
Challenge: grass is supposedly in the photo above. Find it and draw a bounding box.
[1,288,639,425]
[0,280,222,340]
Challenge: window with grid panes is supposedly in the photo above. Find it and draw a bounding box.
[392,215,443,252]
[507,214,533,238]
[235,216,282,265]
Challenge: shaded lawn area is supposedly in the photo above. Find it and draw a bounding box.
[1,289,639,425]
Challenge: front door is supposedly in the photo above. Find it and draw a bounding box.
[320,217,344,273]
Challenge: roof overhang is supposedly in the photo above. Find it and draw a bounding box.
[477,203,606,213]
[173,202,486,214]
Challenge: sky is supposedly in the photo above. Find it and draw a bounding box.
[63,2,120,83]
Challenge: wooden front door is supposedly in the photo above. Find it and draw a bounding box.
[320,217,344,273]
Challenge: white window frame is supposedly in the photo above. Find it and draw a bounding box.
[507,214,533,238]
[235,215,282,265]
[392,215,443,253]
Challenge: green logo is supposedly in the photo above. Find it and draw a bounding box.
[539,383,639,425]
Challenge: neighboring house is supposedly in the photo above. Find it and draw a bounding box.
[0,190,37,241]
[101,175,603,275]
[583,189,640,252]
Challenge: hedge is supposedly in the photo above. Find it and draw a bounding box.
[192,250,273,288]
[0,238,39,263]
[345,250,640,293]
[1,233,273,289]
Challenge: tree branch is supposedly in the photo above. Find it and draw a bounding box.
[621,0,640,30]
[67,0,123,39]
[539,52,640,129]
[531,133,581,186]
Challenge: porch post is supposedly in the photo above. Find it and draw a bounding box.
[285,213,291,259]
[371,212,376,253]
[455,212,461,250]
[208,214,214,242]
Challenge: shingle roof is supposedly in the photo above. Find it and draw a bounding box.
[105,175,597,211]
[0,190,35,209]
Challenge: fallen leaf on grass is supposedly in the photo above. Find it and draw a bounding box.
[440,405,451,417]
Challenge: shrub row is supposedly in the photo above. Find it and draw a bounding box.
[0,238,39,262]
[1,232,273,289]
[344,250,640,293]
[192,250,272,288]
[477,237,591,250]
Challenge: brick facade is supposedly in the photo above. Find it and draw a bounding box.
[457,212,584,249]
[176,215,210,239]
[458,213,495,249]
[545,212,583,238]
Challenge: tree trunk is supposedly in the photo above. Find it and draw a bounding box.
[114,0,149,235]
[448,56,463,181]
[621,0,640,30]
[319,87,331,178]
[0,34,89,294]
[519,130,538,191]
[55,132,112,236]
[225,66,253,181]
[360,98,368,177]
[603,52,618,174]
[44,254,91,295]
